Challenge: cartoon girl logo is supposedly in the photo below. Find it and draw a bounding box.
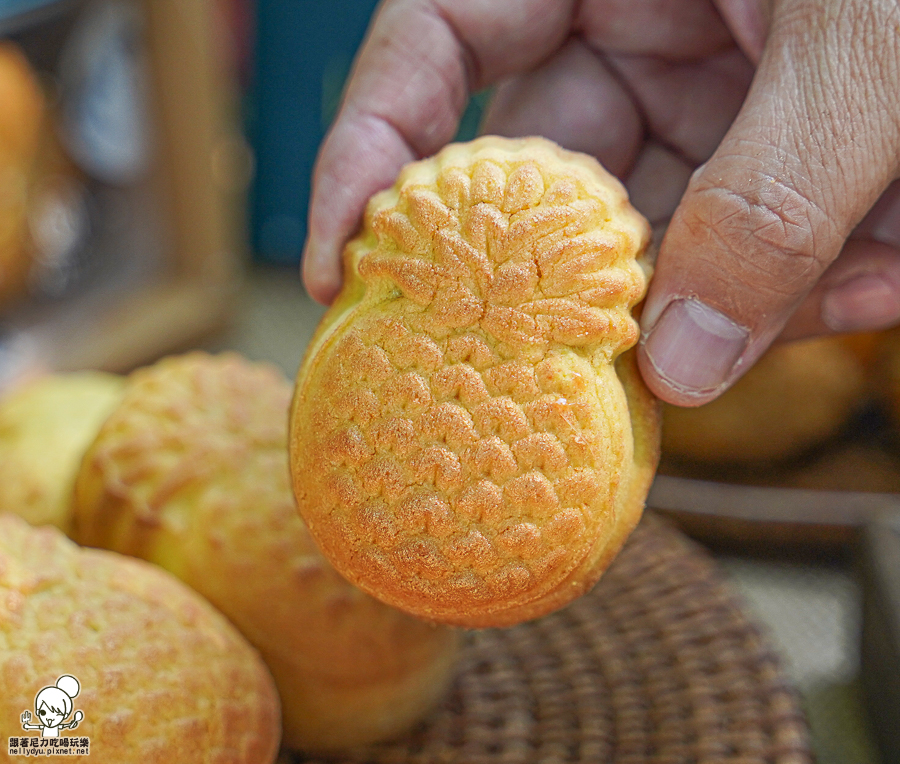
[20,675,84,738]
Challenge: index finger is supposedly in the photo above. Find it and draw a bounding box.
[302,0,576,303]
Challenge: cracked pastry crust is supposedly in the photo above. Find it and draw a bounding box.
[72,352,459,752]
[290,136,660,628]
[0,513,280,764]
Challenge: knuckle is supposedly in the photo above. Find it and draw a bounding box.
[681,170,837,296]
[350,1,468,157]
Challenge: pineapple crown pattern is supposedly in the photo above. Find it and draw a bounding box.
[355,138,650,361]
[292,137,654,627]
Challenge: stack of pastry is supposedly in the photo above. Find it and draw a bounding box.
[0,353,459,756]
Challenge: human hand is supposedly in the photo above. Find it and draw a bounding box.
[301,0,900,406]
[21,710,31,727]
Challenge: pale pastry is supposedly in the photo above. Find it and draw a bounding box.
[0,41,45,305]
[662,335,870,465]
[0,513,280,763]
[0,371,124,532]
[72,352,459,752]
[290,136,660,628]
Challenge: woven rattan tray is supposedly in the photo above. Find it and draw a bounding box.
[294,513,813,764]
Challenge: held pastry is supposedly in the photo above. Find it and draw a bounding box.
[290,136,660,628]
[0,513,280,764]
[72,352,459,752]
[0,371,124,532]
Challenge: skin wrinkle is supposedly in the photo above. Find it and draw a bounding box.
[309,113,416,244]
[770,0,899,210]
[699,122,842,252]
[427,0,482,93]
[431,0,577,88]
[865,9,900,151]
[636,0,900,381]
[840,5,900,167]
[681,183,823,301]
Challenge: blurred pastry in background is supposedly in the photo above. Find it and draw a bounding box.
[0,513,281,764]
[662,335,871,466]
[0,370,123,532]
[0,39,91,307]
[72,352,459,753]
[0,40,45,306]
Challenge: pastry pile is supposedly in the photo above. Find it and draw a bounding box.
[71,352,459,752]
[0,354,459,758]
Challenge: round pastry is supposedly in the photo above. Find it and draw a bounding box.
[0,42,45,305]
[0,513,280,763]
[662,335,870,465]
[290,136,660,628]
[72,352,459,752]
[0,371,124,532]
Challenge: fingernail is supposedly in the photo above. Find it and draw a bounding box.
[822,272,900,332]
[642,298,749,395]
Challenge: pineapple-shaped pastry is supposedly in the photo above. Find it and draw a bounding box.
[291,136,660,627]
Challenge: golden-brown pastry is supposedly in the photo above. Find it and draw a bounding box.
[0,42,45,305]
[0,513,280,763]
[290,136,660,628]
[72,352,459,752]
[0,371,124,532]
[662,335,870,465]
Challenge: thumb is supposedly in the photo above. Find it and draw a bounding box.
[638,0,900,406]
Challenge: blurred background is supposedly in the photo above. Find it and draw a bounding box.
[0,2,897,762]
